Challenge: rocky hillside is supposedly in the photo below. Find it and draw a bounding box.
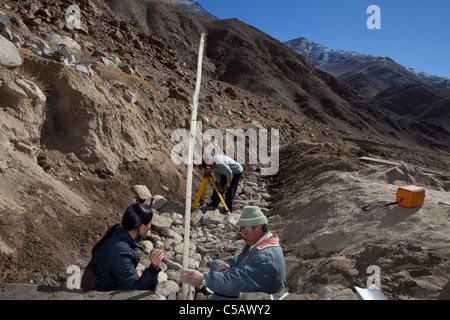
[285,37,450,152]
[0,0,449,300]
[106,0,450,161]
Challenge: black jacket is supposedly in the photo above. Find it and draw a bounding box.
[81,227,159,292]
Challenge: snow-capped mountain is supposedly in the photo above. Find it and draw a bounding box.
[285,37,450,100]
[285,37,383,76]
[173,0,217,21]
[406,67,450,95]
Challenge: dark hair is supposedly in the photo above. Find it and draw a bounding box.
[121,203,153,231]
[91,203,153,255]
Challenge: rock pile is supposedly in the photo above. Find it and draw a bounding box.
[130,171,273,300]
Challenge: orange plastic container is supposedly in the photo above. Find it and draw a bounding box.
[396,185,425,208]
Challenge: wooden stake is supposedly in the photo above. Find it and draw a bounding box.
[182,33,206,300]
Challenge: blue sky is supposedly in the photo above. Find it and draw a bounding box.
[194,0,450,78]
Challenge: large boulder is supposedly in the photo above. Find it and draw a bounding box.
[0,35,22,68]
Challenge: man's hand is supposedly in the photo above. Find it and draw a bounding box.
[180,269,204,286]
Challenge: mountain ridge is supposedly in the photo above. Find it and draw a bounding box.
[285,37,450,100]
[173,0,217,21]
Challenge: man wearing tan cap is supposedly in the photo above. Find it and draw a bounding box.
[180,206,286,299]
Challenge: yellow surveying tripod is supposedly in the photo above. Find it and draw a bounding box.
[193,165,230,214]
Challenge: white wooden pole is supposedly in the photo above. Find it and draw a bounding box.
[182,33,206,300]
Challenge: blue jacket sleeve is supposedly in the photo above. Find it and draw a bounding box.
[205,252,275,296]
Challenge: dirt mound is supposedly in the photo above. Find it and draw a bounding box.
[268,142,450,299]
[360,163,450,191]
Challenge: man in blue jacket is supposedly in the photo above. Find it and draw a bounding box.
[180,206,286,299]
